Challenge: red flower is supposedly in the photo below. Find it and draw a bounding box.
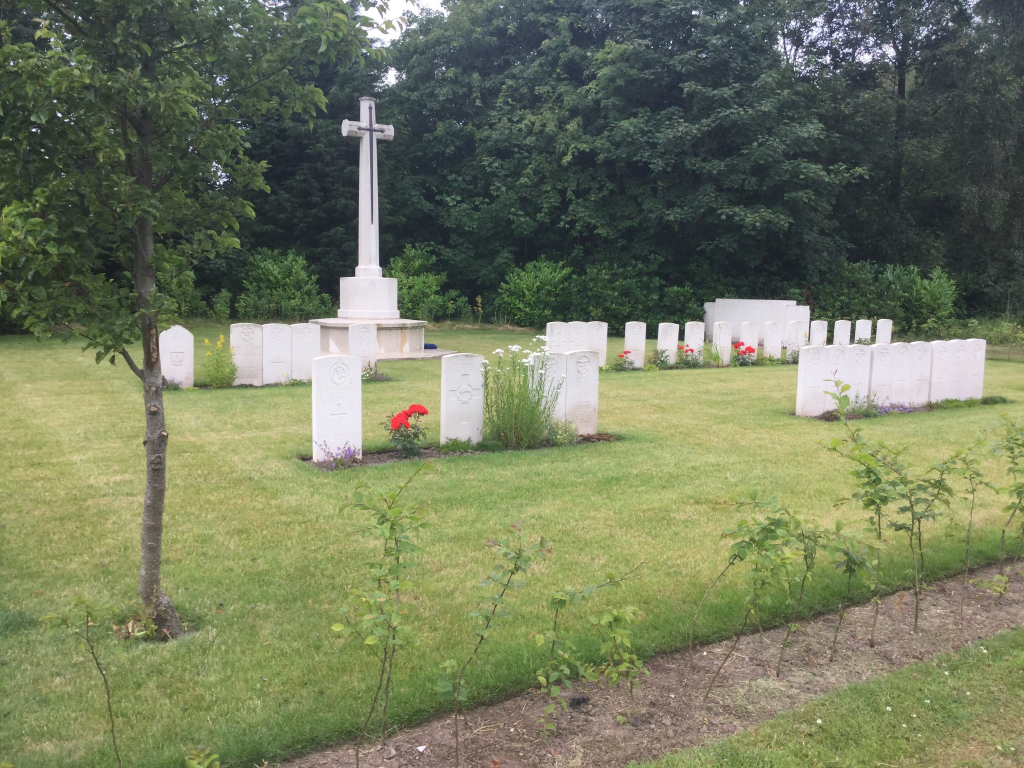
[678,345,685,350]
[685,346,694,353]
[733,342,743,349]
[744,346,755,354]
[619,351,629,357]
[390,413,411,430]
[406,403,429,416]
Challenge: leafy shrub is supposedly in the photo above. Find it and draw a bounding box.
[483,344,558,449]
[547,420,579,446]
[386,245,471,321]
[234,249,333,321]
[198,335,236,388]
[495,260,573,328]
[209,289,232,321]
[163,270,208,318]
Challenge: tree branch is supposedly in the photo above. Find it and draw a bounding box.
[120,348,145,381]
[40,0,89,39]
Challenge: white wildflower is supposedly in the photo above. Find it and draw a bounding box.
[816,719,822,725]
[886,707,891,712]
[508,344,521,352]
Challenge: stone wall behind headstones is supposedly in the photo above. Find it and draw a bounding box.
[231,323,263,386]
[440,353,485,444]
[159,325,194,388]
[657,323,680,365]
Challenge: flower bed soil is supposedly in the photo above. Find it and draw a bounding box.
[283,562,1024,768]
[304,434,620,470]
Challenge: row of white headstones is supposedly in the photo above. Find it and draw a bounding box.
[157,322,381,388]
[796,338,987,417]
[311,349,602,462]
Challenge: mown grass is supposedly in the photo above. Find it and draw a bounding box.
[1,322,1023,767]
[642,627,1024,768]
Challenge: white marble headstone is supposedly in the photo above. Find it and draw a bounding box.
[230,323,263,386]
[785,321,807,357]
[713,321,732,366]
[854,319,872,343]
[683,322,705,363]
[290,323,321,381]
[833,320,852,346]
[440,353,485,444]
[875,319,893,345]
[657,323,680,365]
[889,342,913,404]
[909,341,932,405]
[809,320,828,347]
[841,343,872,404]
[312,355,362,462]
[965,339,986,400]
[348,323,378,370]
[795,345,830,417]
[587,322,608,367]
[868,344,895,405]
[623,322,646,367]
[159,325,194,388]
[929,340,956,402]
[262,323,292,385]
[739,322,759,358]
[541,351,568,420]
[564,350,599,435]
[763,321,783,360]
[546,322,570,354]
[568,321,589,351]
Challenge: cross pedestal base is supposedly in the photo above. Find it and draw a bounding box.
[314,318,431,359]
[337,276,400,320]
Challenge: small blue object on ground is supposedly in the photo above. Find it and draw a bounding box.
[424,343,437,349]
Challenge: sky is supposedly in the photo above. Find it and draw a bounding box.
[370,0,448,45]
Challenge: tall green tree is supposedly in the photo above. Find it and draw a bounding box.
[0,0,388,635]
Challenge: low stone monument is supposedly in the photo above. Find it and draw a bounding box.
[159,325,194,388]
[313,98,427,358]
[230,323,263,386]
[713,321,732,366]
[623,322,646,367]
[966,338,986,399]
[875,319,893,345]
[841,343,872,403]
[809,320,828,347]
[349,323,378,370]
[929,340,956,401]
[739,322,758,357]
[854,319,872,343]
[290,323,321,381]
[833,320,852,346]
[683,322,704,362]
[262,323,292,385]
[763,321,782,359]
[657,323,680,365]
[564,350,600,435]
[889,342,913,404]
[910,341,932,405]
[546,322,569,353]
[440,353,485,444]
[587,322,608,366]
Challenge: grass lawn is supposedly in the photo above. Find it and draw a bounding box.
[643,627,1024,768]
[2,322,1023,768]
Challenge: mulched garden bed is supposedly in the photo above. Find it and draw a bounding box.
[303,433,620,470]
[283,562,1024,768]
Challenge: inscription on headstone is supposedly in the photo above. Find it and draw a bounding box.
[795,345,830,417]
[889,342,913,404]
[809,320,828,347]
[683,322,705,363]
[564,350,599,435]
[869,344,895,405]
[568,321,589,351]
[546,322,570,354]
[929,340,955,402]
[833,320,852,346]
[348,323,378,370]
[875,319,893,345]
[262,323,292,385]
[763,321,783,360]
[854,319,872,343]
[440,353,485,444]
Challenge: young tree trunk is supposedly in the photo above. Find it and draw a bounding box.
[133,106,183,639]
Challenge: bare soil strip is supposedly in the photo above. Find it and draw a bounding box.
[284,563,1024,768]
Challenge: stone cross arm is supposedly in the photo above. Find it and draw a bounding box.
[341,119,395,140]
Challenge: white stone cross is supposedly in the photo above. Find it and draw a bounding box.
[341,97,395,278]
[331,403,347,426]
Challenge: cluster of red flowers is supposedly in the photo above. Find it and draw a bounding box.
[390,403,429,430]
[618,351,631,358]
[678,345,695,353]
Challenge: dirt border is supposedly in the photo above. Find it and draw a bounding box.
[283,562,1024,768]
[302,434,620,470]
